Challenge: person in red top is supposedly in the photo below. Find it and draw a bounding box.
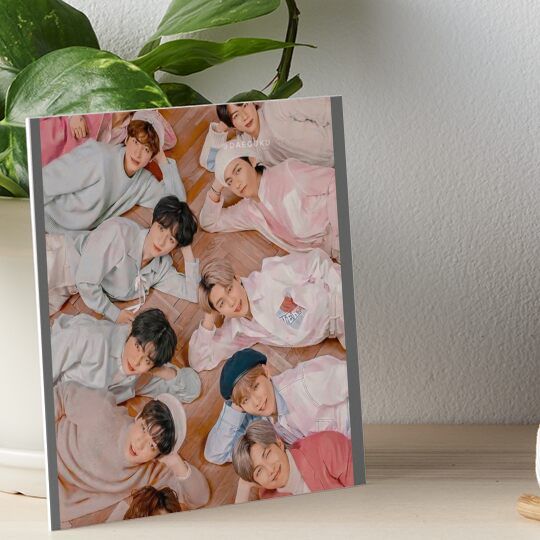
[232,420,354,502]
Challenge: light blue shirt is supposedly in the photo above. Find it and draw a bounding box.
[204,384,294,465]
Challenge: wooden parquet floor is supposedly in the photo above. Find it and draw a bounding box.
[51,105,346,521]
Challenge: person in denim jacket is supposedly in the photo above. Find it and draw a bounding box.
[204,348,350,465]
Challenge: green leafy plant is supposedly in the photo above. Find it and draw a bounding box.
[0,0,310,197]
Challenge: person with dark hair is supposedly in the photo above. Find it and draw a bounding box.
[43,113,186,234]
[153,195,198,247]
[106,486,182,522]
[54,385,209,526]
[199,98,334,171]
[46,195,200,323]
[199,142,340,261]
[51,309,201,404]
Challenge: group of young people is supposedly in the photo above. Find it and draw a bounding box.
[43,97,355,527]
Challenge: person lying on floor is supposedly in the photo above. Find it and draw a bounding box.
[199,143,340,260]
[199,98,334,170]
[43,114,185,234]
[204,348,350,465]
[52,308,200,404]
[47,195,199,322]
[40,109,177,167]
[106,485,182,522]
[54,385,209,527]
[232,420,353,502]
[188,248,345,372]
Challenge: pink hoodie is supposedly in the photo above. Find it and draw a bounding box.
[200,158,339,258]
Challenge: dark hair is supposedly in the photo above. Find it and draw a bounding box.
[216,102,260,128]
[140,399,176,456]
[216,104,233,127]
[240,156,265,175]
[124,486,181,519]
[130,308,177,368]
[127,119,160,157]
[152,196,198,247]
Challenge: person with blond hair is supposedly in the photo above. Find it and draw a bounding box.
[188,248,345,372]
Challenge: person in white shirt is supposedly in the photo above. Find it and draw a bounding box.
[188,248,345,373]
[199,98,334,170]
[52,309,200,404]
[46,196,199,323]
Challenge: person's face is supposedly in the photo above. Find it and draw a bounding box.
[209,277,250,318]
[228,103,260,136]
[223,158,259,199]
[250,440,290,490]
[146,221,178,259]
[124,136,153,175]
[122,337,156,376]
[124,417,161,465]
[238,369,277,416]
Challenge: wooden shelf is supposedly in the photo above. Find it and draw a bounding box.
[1,425,538,539]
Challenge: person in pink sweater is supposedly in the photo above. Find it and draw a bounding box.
[199,143,340,260]
[54,384,209,527]
[232,420,354,502]
[40,109,177,167]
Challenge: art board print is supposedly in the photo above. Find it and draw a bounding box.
[26,96,365,530]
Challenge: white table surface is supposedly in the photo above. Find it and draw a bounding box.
[2,425,539,539]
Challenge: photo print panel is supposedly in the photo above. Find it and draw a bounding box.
[26,96,365,530]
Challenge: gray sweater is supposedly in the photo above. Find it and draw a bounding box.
[43,140,186,233]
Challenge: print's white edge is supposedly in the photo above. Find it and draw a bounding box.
[27,117,61,531]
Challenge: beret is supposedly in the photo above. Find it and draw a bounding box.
[220,348,267,400]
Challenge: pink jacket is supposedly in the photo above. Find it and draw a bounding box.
[199,159,339,257]
[40,111,177,167]
[260,431,354,499]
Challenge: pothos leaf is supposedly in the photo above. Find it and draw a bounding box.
[148,0,281,39]
[160,83,211,106]
[269,74,303,99]
[132,37,309,77]
[228,90,268,102]
[0,0,99,118]
[4,47,170,128]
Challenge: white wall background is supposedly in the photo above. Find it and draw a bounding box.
[67,0,540,423]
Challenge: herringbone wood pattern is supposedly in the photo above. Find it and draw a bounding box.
[51,106,346,525]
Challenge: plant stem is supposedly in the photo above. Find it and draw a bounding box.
[273,0,300,92]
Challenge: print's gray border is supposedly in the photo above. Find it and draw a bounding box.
[331,96,366,485]
[27,118,60,531]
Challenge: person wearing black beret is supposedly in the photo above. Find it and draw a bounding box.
[204,348,350,465]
